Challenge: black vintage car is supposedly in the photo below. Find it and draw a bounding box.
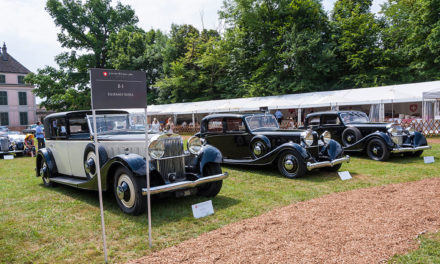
[303,111,431,161]
[36,110,228,215]
[196,113,349,178]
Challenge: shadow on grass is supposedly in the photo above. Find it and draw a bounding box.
[39,182,240,225]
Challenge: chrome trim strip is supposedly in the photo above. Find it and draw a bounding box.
[306,155,350,171]
[155,153,190,160]
[142,172,228,195]
[391,145,432,153]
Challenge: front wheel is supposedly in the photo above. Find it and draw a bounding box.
[322,163,342,172]
[197,163,223,197]
[412,150,424,157]
[40,157,53,187]
[277,150,306,178]
[113,167,146,215]
[366,139,390,161]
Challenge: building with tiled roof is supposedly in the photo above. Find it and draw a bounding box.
[0,42,37,130]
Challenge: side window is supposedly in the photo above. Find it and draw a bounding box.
[225,118,245,132]
[50,118,67,139]
[321,115,340,125]
[207,118,223,133]
[68,118,90,138]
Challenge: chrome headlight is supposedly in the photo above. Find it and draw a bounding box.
[187,136,203,155]
[321,131,331,144]
[406,126,415,134]
[148,139,165,159]
[301,130,314,146]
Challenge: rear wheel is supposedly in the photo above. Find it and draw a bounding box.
[40,157,53,187]
[113,167,146,215]
[197,163,223,197]
[367,139,390,161]
[277,150,306,178]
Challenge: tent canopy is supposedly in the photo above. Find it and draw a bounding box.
[423,88,440,100]
[140,80,440,115]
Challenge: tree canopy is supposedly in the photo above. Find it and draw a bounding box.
[27,0,440,110]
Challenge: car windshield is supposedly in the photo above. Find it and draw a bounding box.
[87,113,147,134]
[340,112,370,124]
[245,114,279,131]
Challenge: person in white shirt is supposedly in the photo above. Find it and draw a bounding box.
[151,118,161,133]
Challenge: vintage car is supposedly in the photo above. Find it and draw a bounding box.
[0,133,8,156]
[303,111,431,161]
[23,124,44,135]
[195,113,349,178]
[36,110,228,215]
[7,131,25,155]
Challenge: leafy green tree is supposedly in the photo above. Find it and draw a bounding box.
[108,27,167,103]
[26,0,138,111]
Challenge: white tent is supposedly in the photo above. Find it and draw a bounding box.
[422,87,440,120]
[138,80,440,119]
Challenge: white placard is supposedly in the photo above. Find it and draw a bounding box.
[338,171,352,180]
[424,156,435,164]
[3,155,14,160]
[192,200,214,219]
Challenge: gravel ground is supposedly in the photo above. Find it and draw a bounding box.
[129,178,440,264]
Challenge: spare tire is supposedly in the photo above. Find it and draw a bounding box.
[341,127,362,146]
[250,137,271,159]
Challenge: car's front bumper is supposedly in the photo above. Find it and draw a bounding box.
[391,145,432,154]
[141,172,229,196]
[306,155,350,171]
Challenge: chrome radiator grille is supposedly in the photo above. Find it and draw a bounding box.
[157,137,185,180]
[0,137,8,152]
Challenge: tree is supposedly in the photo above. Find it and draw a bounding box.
[26,0,138,111]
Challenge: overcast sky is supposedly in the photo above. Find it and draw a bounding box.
[0,0,386,73]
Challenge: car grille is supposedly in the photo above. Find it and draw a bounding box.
[157,137,185,181]
[0,137,8,152]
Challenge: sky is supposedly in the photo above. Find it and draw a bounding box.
[0,0,386,73]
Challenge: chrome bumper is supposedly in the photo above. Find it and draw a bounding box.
[142,172,229,196]
[391,145,432,154]
[306,155,350,171]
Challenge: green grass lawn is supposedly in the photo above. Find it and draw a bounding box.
[0,143,439,263]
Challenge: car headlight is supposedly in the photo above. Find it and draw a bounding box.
[406,126,415,134]
[301,130,314,146]
[187,136,203,155]
[387,127,397,136]
[321,131,331,144]
[148,139,165,159]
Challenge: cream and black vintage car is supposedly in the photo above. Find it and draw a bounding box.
[36,110,228,215]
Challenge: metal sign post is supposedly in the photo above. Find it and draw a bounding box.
[89,68,149,262]
[144,107,152,247]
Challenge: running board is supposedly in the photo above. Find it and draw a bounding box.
[50,176,90,188]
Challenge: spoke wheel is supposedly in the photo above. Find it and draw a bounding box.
[277,150,306,178]
[40,159,53,187]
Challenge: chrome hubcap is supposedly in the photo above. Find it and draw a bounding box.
[254,145,262,156]
[373,147,378,155]
[84,152,97,177]
[117,182,129,200]
[41,162,49,182]
[284,159,294,170]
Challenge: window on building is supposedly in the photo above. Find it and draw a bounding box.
[0,112,8,126]
[0,75,5,84]
[17,75,25,84]
[18,92,27,105]
[19,112,28,126]
[0,91,7,105]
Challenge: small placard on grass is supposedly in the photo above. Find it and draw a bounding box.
[424,156,435,164]
[192,200,214,219]
[3,155,14,160]
[338,171,352,181]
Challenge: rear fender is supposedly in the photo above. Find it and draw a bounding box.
[36,148,58,177]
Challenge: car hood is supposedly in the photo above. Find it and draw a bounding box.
[252,129,306,137]
[345,123,391,129]
[8,134,25,141]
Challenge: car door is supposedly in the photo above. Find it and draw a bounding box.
[222,117,252,159]
[46,117,73,176]
[66,116,92,178]
[320,114,345,143]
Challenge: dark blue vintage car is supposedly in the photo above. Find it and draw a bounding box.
[196,113,349,178]
[304,111,431,161]
[36,110,228,215]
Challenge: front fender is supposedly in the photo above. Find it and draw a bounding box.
[197,144,223,176]
[320,139,343,160]
[256,142,309,165]
[413,131,428,147]
[345,131,394,151]
[36,148,58,177]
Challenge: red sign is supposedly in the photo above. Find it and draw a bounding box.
[103,71,108,77]
[409,104,418,112]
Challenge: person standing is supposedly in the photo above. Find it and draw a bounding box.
[274,109,283,124]
[165,117,174,133]
[35,121,45,150]
[151,118,160,133]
